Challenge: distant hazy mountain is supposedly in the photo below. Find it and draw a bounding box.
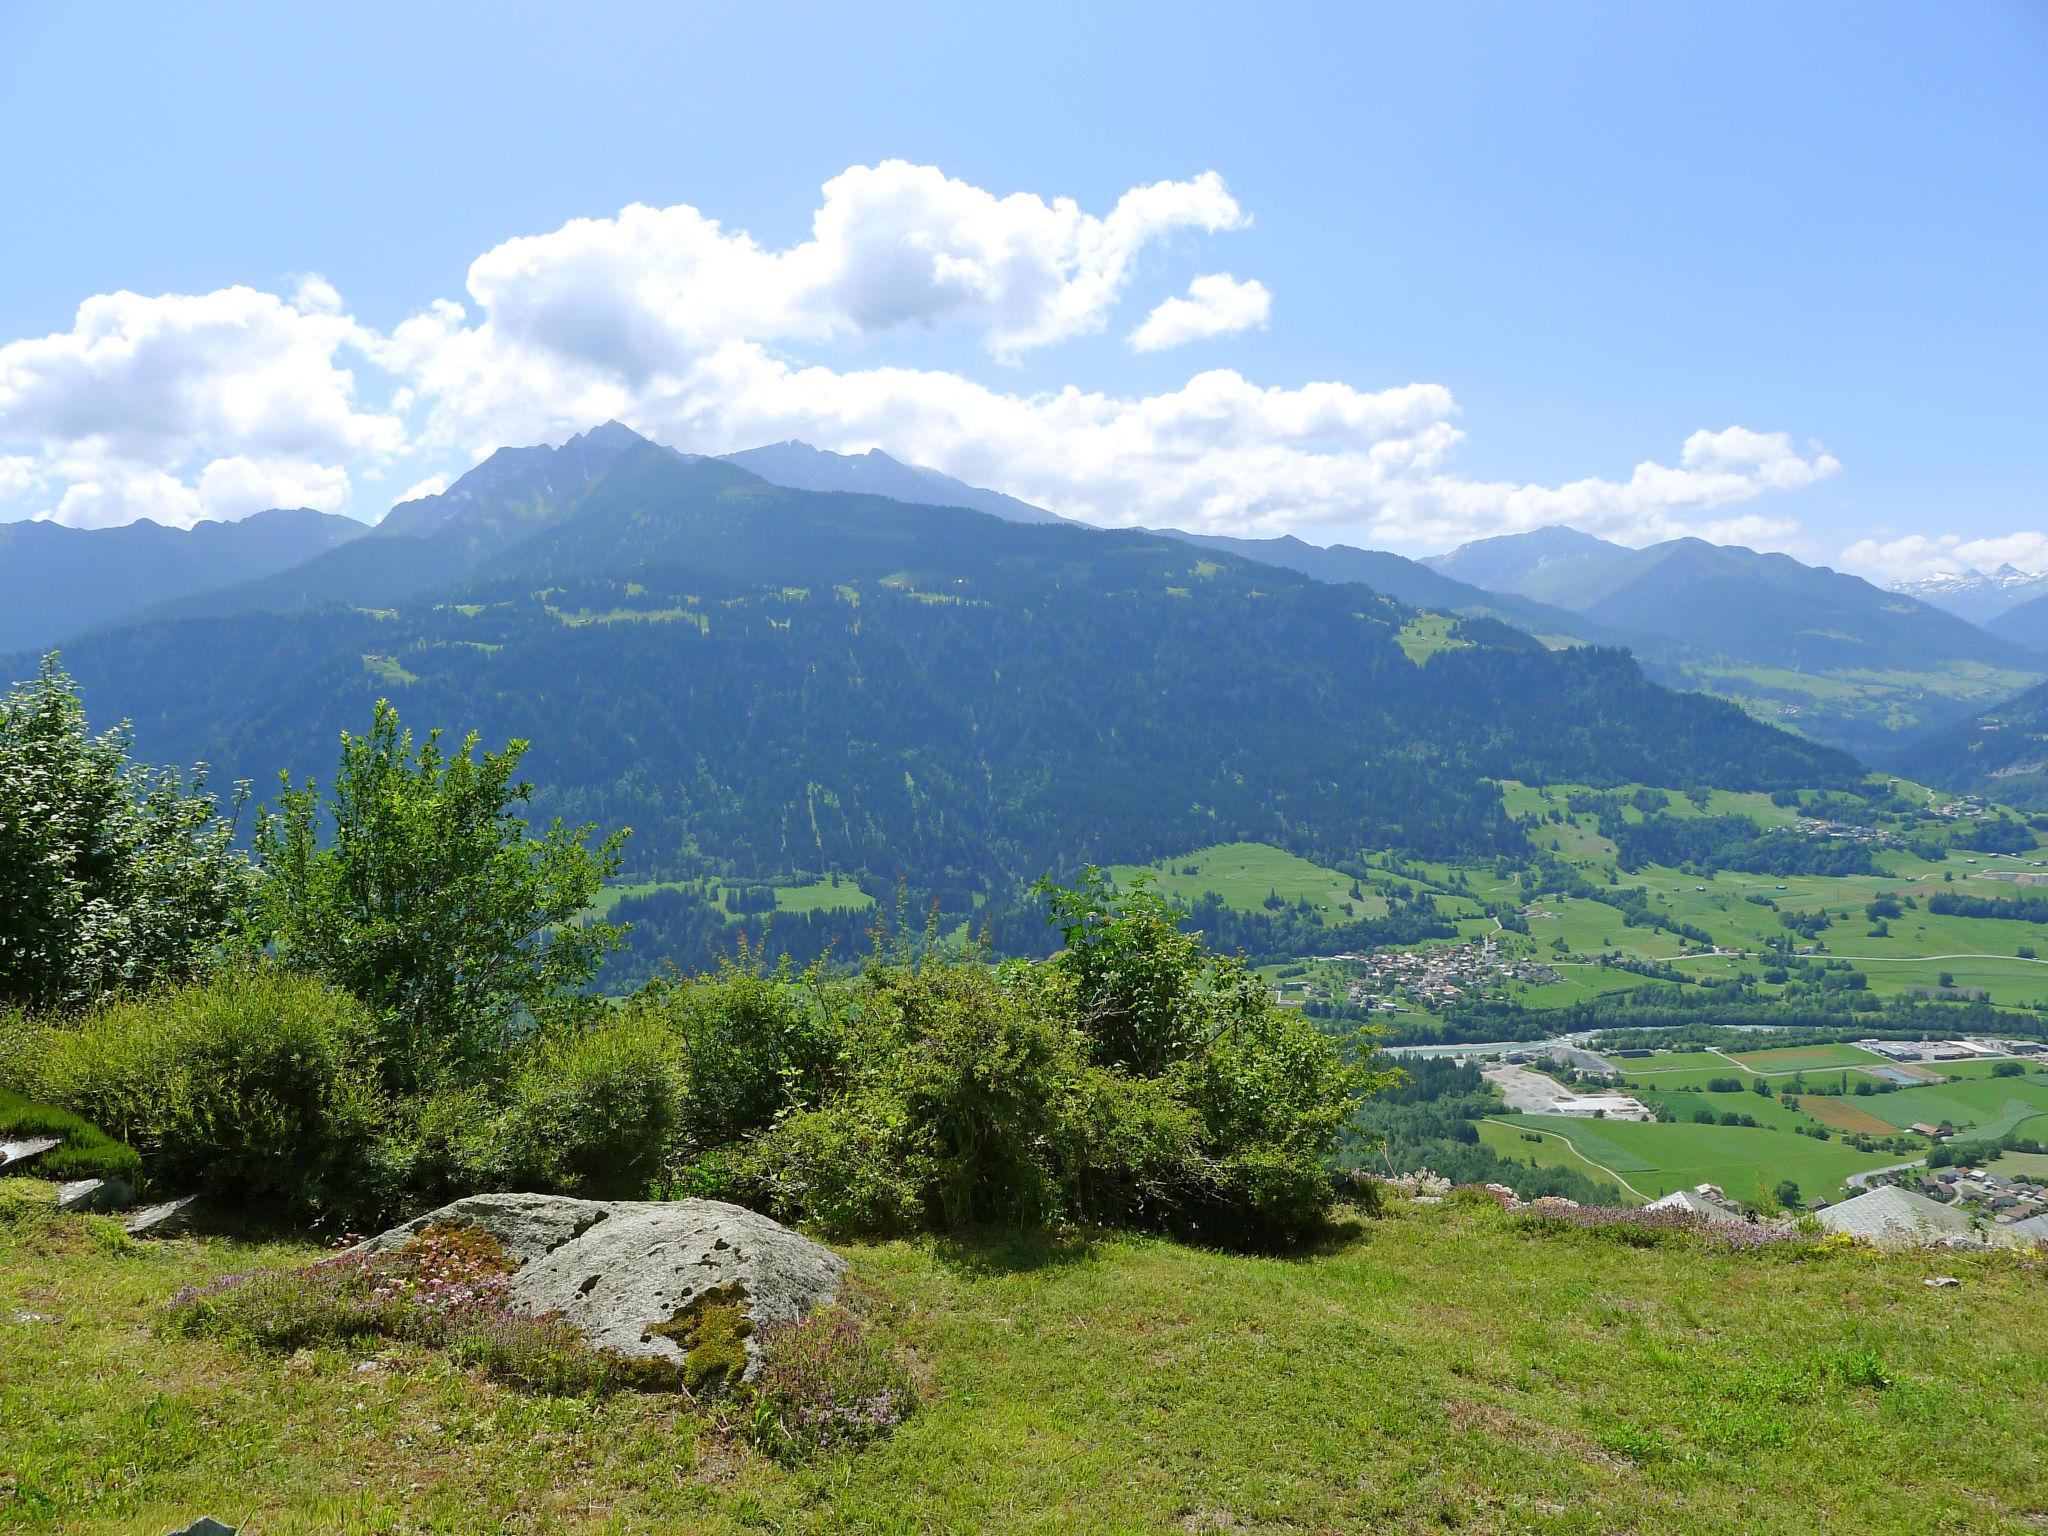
[1426,527,2030,674]
[1985,591,2048,654]
[1895,565,2048,627]
[1419,524,2044,760]
[1427,525,1629,607]
[0,507,368,654]
[721,440,1064,524]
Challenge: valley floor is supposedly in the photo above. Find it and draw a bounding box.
[5,1180,2045,1534]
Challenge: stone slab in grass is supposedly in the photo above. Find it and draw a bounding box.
[57,1177,134,1213]
[126,1195,203,1238]
[0,1136,60,1170]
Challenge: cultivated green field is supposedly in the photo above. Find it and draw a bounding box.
[1629,1086,1819,1134]
[1492,1114,1902,1202]
[1926,1057,2048,1081]
[1849,1077,2048,1141]
[10,1181,2045,1534]
[1726,1043,1891,1074]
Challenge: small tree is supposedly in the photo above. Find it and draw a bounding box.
[0,655,252,1011]
[1773,1179,1802,1209]
[249,700,627,1092]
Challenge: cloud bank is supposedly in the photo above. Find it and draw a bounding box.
[0,160,1841,553]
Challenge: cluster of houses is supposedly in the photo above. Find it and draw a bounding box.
[1313,936,1560,1012]
[1793,816,1898,846]
[1854,1164,2048,1239]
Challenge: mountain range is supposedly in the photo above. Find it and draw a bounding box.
[6,425,2043,776]
[8,426,1861,975]
[0,507,367,654]
[1891,564,2048,626]
[1424,526,2045,758]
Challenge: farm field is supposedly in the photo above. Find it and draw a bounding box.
[1849,957,2048,1008]
[1925,1057,2048,1081]
[1106,842,1389,919]
[1630,1086,1817,1133]
[1983,1150,2048,1178]
[1493,1114,1902,1202]
[1795,1097,1900,1136]
[1726,1043,1891,1074]
[1848,1077,2048,1140]
[1475,1119,1630,1196]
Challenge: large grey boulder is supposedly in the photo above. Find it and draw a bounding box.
[354,1193,846,1376]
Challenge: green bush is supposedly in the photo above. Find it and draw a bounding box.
[496,1010,685,1198]
[37,970,385,1219]
[721,878,1383,1247]
[631,958,842,1157]
[729,1094,926,1235]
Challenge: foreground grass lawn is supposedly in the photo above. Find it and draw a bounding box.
[5,1180,2047,1535]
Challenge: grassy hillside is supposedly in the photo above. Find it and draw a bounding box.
[6,1180,2045,1534]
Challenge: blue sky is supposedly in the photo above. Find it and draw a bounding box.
[0,2,2041,579]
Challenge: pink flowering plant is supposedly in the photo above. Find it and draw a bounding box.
[163,1223,615,1395]
[740,1306,919,1461]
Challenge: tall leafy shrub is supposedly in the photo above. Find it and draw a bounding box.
[248,700,628,1093]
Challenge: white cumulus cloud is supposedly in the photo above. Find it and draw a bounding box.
[1129,273,1272,351]
[0,284,400,527]
[0,160,1844,554]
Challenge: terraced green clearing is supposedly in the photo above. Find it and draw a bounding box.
[759,876,877,915]
[1495,1114,1902,1201]
[1107,842,1389,919]
[1395,612,1471,663]
[589,877,876,919]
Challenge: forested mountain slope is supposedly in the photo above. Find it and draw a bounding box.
[1144,528,1623,643]
[1895,676,2048,808]
[19,443,1858,940]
